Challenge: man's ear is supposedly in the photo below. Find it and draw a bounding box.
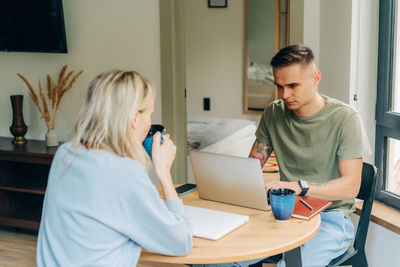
[313,70,321,84]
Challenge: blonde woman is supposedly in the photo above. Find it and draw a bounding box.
[37,70,192,266]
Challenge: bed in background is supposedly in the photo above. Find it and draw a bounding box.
[187,117,257,183]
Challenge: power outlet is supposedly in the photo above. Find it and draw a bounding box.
[203,98,210,111]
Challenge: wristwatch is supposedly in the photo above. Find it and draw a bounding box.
[298,180,309,196]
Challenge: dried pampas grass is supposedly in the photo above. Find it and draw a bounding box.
[17,65,83,130]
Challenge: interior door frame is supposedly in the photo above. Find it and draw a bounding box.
[159,0,187,184]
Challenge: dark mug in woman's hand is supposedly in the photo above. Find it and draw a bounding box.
[142,124,165,158]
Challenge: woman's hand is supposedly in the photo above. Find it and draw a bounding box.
[151,131,178,200]
[151,131,176,182]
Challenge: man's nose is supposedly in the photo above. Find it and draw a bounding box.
[280,88,291,99]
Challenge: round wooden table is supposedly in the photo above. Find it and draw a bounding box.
[140,190,321,265]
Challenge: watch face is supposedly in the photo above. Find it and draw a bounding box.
[300,180,308,188]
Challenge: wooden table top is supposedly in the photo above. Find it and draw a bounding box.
[140,175,320,264]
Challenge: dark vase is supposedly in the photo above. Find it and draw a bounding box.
[9,95,28,145]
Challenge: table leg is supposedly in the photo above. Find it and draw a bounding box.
[285,247,302,267]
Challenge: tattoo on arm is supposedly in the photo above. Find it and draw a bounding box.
[310,182,328,188]
[249,139,273,167]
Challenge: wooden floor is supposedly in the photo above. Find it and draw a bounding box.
[0,229,275,267]
[0,229,37,267]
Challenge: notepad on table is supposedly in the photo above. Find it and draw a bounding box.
[291,196,332,220]
[183,205,249,240]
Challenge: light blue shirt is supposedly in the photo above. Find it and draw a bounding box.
[37,143,192,267]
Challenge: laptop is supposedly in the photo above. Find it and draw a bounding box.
[189,150,270,211]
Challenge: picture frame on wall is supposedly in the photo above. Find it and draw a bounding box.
[208,0,228,8]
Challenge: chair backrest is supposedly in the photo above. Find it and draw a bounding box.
[353,162,378,250]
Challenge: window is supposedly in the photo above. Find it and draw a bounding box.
[376,0,400,209]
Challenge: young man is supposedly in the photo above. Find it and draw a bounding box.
[249,44,371,267]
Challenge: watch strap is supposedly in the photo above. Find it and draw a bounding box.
[298,180,309,197]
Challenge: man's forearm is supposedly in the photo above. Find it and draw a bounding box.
[264,158,363,201]
[307,176,361,201]
[248,139,273,167]
[307,158,363,200]
[266,176,361,201]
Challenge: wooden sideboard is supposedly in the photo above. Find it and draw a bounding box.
[0,137,58,230]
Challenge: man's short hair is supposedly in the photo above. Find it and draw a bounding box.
[270,44,314,68]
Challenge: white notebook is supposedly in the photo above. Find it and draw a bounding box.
[183,205,249,240]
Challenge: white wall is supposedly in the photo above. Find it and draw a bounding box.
[351,213,400,267]
[365,222,400,266]
[184,0,260,122]
[318,0,353,104]
[303,0,320,67]
[356,0,378,164]
[0,0,161,141]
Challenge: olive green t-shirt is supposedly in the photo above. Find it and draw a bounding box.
[255,96,371,218]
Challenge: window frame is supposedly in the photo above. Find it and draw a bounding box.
[376,0,400,209]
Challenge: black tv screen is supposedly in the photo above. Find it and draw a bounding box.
[0,0,68,53]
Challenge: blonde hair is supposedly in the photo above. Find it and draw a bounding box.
[73,70,154,167]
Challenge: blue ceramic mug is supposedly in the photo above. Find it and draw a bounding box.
[142,124,165,158]
[268,188,296,222]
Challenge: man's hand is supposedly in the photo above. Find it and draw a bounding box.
[249,139,273,167]
[265,180,301,195]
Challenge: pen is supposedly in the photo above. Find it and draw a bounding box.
[300,198,314,211]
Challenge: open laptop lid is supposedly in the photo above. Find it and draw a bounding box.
[189,150,269,211]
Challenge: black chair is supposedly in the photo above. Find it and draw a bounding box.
[327,162,378,267]
[250,162,378,267]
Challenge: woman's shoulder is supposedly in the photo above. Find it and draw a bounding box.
[57,142,149,180]
[90,151,148,182]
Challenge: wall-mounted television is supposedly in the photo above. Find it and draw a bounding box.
[0,0,68,53]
